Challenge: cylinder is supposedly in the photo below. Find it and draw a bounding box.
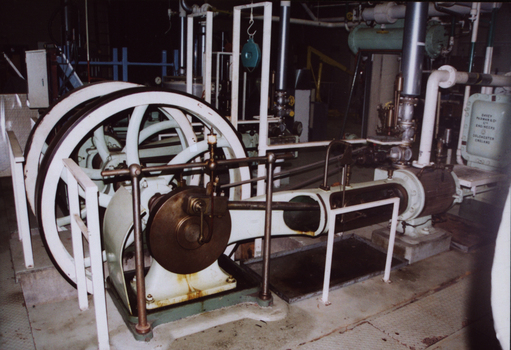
[412,167,458,217]
[348,25,404,54]
[276,1,291,91]
[401,2,429,96]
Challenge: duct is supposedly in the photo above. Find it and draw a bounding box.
[401,2,428,97]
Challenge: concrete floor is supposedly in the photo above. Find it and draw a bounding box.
[0,166,506,350]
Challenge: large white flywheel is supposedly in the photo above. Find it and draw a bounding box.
[34,87,251,292]
[24,81,142,214]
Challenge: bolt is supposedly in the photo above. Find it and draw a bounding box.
[146,294,155,303]
[226,275,236,283]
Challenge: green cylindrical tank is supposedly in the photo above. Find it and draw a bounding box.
[348,20,448,58]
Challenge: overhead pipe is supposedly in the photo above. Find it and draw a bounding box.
[361,2,499,24]
[255,2,499,28]
[254,16,356,28]
[415,66,511,167]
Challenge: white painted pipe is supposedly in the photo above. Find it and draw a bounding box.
[414,68,451,167]
[482,47,494,95]
[416,65,511,168]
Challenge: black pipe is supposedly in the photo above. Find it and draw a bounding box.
[228,201,319,211]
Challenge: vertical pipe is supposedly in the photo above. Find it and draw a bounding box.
[468,3,481,74]
[401,2,428,96]
[130,164,151,334]
[216,52,220,109]
[257,2,273,196]
[179,4,186,75]
[204,12,213,103]
[231,7,241,128]
[161,50,167,78]
[340,52,362,139]
[242,71,247,120]
[187,16,193,94]
[276,1,291,91]
[457,2,481,164]
[113,48,118,81]
[482,4,498,94]
[259,152,275,301]
[85,0,91,83]
[122,47,128,82]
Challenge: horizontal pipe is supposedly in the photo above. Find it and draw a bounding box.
[228,201,320,211]
[455,72,511,87]
[77,61,174,67]
[220,148,365,189]
[254,15,357,28]
[362,2,498,24]
[101,153,295,177]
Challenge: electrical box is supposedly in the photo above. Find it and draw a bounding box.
[461,94,511,171]
[25,50,49,108]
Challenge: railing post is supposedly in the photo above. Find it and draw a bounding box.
[7,131,33,269]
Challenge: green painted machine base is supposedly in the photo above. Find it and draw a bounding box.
[107,255,272,342]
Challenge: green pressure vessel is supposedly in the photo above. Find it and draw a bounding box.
[348,20,448,58]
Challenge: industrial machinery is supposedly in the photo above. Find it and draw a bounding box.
[24,82,464,338]
[16,1,511,344]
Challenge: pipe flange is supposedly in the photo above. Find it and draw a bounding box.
[374,2,398,24]
[438,65,457,88]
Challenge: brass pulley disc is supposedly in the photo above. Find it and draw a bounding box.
[146,186,231,275]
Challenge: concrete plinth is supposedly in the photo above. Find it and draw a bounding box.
[372,227,452,264]
[10,229,78,307]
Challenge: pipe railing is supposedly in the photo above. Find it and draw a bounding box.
[63,158,109,350]
[322,197,401,304]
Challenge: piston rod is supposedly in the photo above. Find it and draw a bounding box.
[227,201,320,211]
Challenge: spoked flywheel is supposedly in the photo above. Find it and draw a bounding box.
[35,87,251,293]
